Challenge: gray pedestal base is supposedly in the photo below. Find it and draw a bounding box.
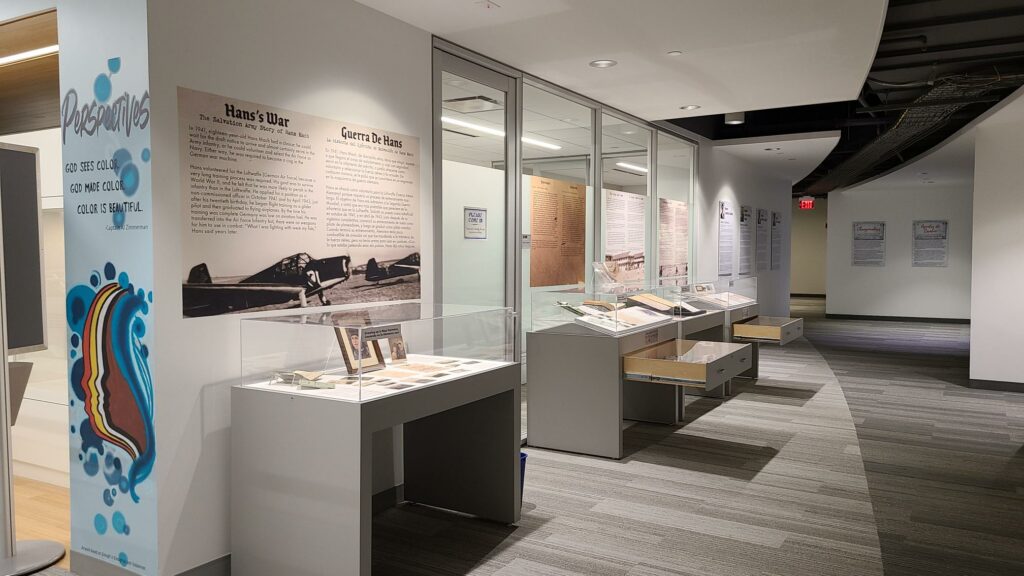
[0,540,65,576]
[232,364,521,576]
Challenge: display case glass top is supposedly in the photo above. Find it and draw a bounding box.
[532,287,696,337]
[665,276,758,310]
[240,303,515,402]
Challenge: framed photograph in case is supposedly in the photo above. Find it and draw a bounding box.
[335,327,385,374]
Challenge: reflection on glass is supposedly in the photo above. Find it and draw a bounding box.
[519,84,595,380]
[601,114,650,287]
[440,71,507,308]
[656,133,695,286]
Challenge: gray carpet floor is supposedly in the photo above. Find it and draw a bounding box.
[795,298,1024,576]
[44,300,1024,575]
[375,336,884,576]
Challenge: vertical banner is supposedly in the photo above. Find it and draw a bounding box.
[912,220,948,267]
[529,176,586,287]
[770,211,782,270]
[717,200,735,277]
[738,205,753,276]
[755,208,769,272]
[657,198,688,284]
[852,221,886,266]
[59,2,157,574]
[603,189,646,283]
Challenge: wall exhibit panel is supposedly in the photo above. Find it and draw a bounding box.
[528,175,586,287]
[177,87,421,318]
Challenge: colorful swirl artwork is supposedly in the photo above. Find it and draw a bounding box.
[68,262,155,503]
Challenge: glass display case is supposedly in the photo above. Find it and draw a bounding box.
[664,276,758,310]
[532,286,707,336]
[239,303,515,402]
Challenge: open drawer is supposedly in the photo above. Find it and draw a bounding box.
[622,339,752,391]
[733,316,803,345]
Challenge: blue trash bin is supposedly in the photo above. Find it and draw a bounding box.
[520,451,528,503]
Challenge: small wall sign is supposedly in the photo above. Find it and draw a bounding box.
[464,207,487,239]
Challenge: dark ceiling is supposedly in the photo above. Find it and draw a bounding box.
[670,0,1024,197]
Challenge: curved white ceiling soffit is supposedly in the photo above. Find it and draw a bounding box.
[357,0,888,121]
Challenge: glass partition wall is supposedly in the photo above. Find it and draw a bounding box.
[656,133,696,286]
[600,114,652,288]
[520,82,594,346]
[432,42,696,440]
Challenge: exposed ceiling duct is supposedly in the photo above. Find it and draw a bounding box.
[803,72,1024,195]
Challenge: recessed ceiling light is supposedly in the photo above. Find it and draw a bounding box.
[589,59,617,68]
[0,44,59,68]
[623,128,636,135]
[667,50,684,57]
[521,136,562,151]
[616,162,649,174]
[680,105,701,111]
[724,111,745,125]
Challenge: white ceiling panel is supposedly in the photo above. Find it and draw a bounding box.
[359,0,887,120]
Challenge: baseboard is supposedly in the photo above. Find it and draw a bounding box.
[13,461,69,488]
[373,484,404,514]
[178,555,230,576]
[825,313,970,324]
[969,379,1024,393]
[790,293,825,298]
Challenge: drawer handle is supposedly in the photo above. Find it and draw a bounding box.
[740,357,748,363]
[717,368,725,374]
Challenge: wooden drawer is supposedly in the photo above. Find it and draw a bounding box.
[622,339,752,390]
[733,316,804,345]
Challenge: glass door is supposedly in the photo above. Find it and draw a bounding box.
[433,50,519,316]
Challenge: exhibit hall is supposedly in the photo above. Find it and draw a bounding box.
[2,1,1023,576]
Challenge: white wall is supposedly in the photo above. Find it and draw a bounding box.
[696,146,792,316]
[442,160,505,307]
[826,185,972,319]
[790,197,827,295]
[0,0,54,22]
[145,1,432,573]
[971,94,1024,384]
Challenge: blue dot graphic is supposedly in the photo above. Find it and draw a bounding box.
[104,263,116,280]
[93,74,112,103]
[118,552,128,567]
[94,514,108,535]
[121,163,139,196]
[113,211,126,227]
[141,148,151,162]
[70,350,77,359]
[71,334,80,347]
[112,511,127,534]
[118,272,130,288]
[107,57,121,74]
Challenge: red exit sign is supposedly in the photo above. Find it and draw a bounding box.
[798,196,815,210]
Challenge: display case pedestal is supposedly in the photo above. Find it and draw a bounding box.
[231,363,520,576]
[527,315,743,460]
